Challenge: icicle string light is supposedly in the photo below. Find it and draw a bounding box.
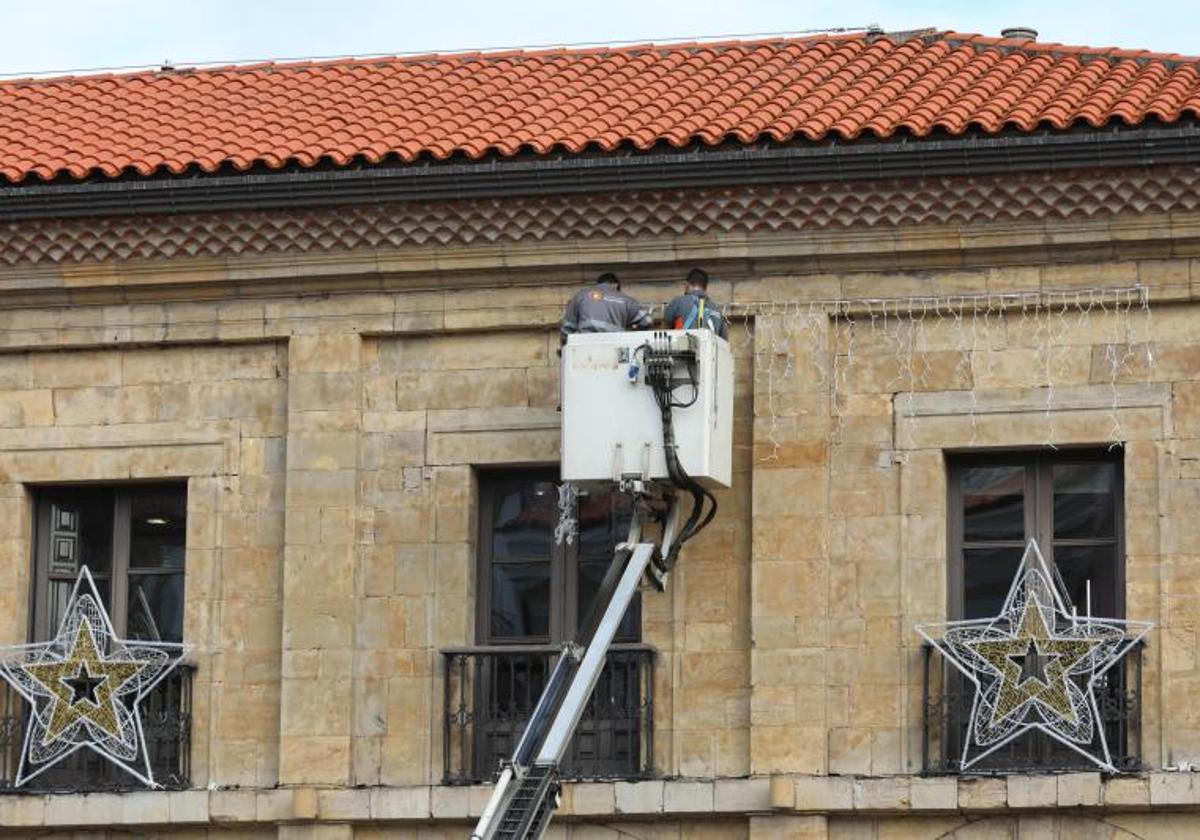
[736,286,1152,462]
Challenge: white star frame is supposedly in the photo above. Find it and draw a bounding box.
[0,566,187,788]
[917,540,1152,773]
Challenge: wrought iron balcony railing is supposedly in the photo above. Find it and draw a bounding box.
[0,663,194,793]
[442,644,655,785]
[921,640,1143,774]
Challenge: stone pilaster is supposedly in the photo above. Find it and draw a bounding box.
[280,334,363,785]
[0,483,32,647]
[749,313,832,774]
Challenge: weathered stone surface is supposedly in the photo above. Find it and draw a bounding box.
[571,782,616,816]
[665,780,716,813]
[1007,775,1057,809]
[750,814,829,839]
[853,777,910,811]
[369,786,432,819]
[211,789,257,822]
[615,780,665,814]
[958,777,1008,811]
[909,777,957,812]
[1104,776,1151,807]
[431,785,470,818]
[795,776,854,811]
[1149,772,1200,806]
[715,778,772,813]
[317,788,370,820]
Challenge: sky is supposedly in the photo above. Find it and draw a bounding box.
[0,0,1195,78]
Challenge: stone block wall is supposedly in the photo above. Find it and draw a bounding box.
[348,326,756,783]
[0,342,289,789]
[1,205,1200,835]
[738,263,1200,778]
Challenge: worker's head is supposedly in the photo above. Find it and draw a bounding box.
[596,271,620,289]
[685,267,709,292]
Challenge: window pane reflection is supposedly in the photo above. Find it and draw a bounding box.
[490,563,551,638]
[963,466,1025,542]
[130,489,187,570]
[492,482,556,560]
[1054,464,1116,540]
[1054,544,1117,618]
[127,573,185,643]
[578,559,638,641]
[580,491,634,558]
[964,546,1025,619]
[45,490,115,576]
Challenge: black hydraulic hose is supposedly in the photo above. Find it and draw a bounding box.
[642,335,718,567]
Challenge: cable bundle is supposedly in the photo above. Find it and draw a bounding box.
[639,332,718,570]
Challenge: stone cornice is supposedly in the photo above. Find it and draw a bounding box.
[0,213,1194,309]
[0,162,1190,280]
[0,167,1198,309]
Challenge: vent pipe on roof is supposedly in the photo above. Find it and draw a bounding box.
[1000,26,1038,40]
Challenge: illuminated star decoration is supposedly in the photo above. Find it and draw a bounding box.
[0,566,186,788]
[917,540,1152,772]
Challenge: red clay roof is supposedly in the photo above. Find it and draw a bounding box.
[2,30,1199,185]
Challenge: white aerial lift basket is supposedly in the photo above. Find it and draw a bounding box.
[560,329,733,489]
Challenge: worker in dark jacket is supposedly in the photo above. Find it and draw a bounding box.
[663,267,728,339]
[560,272,653,345]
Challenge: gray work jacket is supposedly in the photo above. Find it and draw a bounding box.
[560,283,653,344]
[663,291,728,339]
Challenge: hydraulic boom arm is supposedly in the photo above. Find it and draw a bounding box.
[473,329,726,839]
[470,490,677,840]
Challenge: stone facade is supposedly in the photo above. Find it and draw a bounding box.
[1,180,1200,838]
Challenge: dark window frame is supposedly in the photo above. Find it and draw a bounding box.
[474,468,639,647]
[6,481,194,792]
[30,482,188,643]
[462,467,651,782]
[935,447,1134,772]
[946,448,1125,621]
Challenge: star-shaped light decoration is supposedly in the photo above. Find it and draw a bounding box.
[0,566,186,787]
[917,540,1152,772]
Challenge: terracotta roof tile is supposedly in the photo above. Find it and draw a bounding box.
[1,30,1199,184]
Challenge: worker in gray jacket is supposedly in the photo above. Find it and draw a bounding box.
[663,267,728,339]
[560,272,653,345]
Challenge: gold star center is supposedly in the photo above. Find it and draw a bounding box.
[20,620,148,744]
[966,597,1102,728]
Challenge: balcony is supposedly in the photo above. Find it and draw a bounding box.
[442,644,655,784]
[0,663,194,793]
[921,640,1143,774]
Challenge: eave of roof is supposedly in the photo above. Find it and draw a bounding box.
[2,122,1197,222]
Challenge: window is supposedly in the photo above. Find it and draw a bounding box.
[0,483,193,791]
[32,484,187,643]
[948,451,1122,621]
[477,469,638,645]
[442,468,653,783]
[926,450,1141,772]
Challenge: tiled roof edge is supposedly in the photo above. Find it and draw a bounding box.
[3,122,1198,222]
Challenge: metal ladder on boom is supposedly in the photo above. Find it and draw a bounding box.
[470,487,679,840]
